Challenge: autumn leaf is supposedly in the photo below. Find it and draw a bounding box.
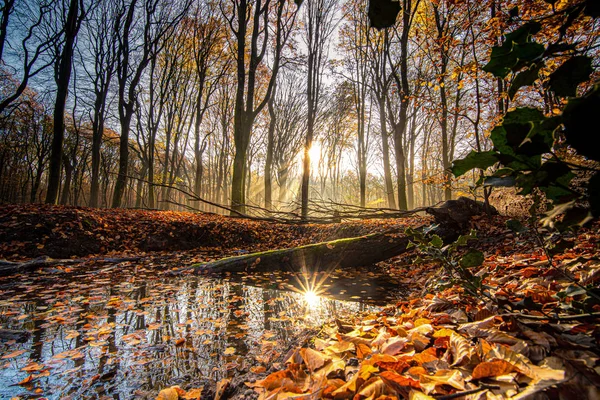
[419,370,466,394]
[18,374,34,385]
[472,360,516,379]
[356,343,372,359]
[181,387,203,399]
[224,347,235,355]
[379,370,421,395]
[175,338,186,347]
[449,332,474,366]
[300,347,329,371]
[2,349,26,359]
[215,378,231,400]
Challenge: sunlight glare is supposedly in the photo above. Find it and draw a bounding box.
[303,290,320,308]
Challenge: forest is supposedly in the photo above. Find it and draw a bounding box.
[1,0,600,399]
[0,0,595,215]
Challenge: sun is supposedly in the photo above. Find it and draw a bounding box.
[308,141,322,170]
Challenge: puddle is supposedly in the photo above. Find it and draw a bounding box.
[0,255,403,399]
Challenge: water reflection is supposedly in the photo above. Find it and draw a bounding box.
[0,257,392,399]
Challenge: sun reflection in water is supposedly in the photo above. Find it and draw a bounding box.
[303,289,320,308]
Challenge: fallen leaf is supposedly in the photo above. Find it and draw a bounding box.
[18,374,34,385]
[181,387,203,399]
[2,350,26,359]
[215,378,231,400]
[224,347,235,356]
[300,347,329,371]
[472,360,516,379]
[379,370,421,395]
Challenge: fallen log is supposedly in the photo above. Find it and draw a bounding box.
[194,197,495,274]
[193,232,415,274]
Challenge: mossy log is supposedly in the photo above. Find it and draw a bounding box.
[194,197,495,274]
[193,232,413,274]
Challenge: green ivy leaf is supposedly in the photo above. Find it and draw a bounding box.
[430,235,443,248]
[509,63,542,100]
[451,150,498,177]
[483,22,543,78]
[460,250,485,268]
[549,56,593,97]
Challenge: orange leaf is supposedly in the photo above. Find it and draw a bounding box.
[472,360,516,379]
[18,375,34,385]
[2,349,26,359]
[406,366,427,377]
[379,370,420,394]
[375,360,410,373]
[254,370,293,390]
[175,338,185,347]
[356,343,372,360]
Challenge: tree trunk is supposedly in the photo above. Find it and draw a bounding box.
[265,87,276,210]
[46,0,80,204]
[379,97,396,209]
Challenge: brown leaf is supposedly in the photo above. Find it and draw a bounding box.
[299,347,329,371]
[472,360,516,379]
[449,332,474,366]
[375,360,410,373]
[253,370,293,390]
[175,338,185,347]
[381,336,407,355]
[156,386,185,400]
[214,378,231,400]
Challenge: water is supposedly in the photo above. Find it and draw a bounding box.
[0,255,403,399]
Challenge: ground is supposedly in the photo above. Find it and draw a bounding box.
[0,205,599,400]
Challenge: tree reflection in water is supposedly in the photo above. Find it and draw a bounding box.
[0,258,391,399]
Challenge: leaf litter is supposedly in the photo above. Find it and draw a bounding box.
[0,205,599,399]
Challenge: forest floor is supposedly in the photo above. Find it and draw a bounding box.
[0,205,599,400]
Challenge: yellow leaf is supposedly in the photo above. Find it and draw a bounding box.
[224,347,235,355]
[419,370,465,395]
[472,360,515,379]
[432,328,455,338]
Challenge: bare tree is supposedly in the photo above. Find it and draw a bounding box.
[45,0,87,204]
[224,0,299,214]
[111,0,191,208]
[300,0,337,218]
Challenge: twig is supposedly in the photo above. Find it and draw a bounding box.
[499,311,600,321]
